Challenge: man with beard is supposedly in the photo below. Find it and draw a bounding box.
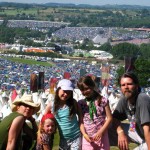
[110,72,150,150]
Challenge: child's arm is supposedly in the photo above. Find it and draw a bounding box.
[93,103,112,141]
[43,144,51,150]
[44,103,52,115]
[75,100,92,143]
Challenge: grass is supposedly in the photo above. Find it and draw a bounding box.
[1,57,53,67]
[0,8,38,15]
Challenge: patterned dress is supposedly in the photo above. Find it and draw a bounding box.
[78,97,110,150]
[36,133,50,150]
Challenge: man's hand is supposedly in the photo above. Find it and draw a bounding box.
[118,131,129,150]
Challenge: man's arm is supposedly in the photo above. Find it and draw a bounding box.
[112,118,129,150]
[143,124,150,150]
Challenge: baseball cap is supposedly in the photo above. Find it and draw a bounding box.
[57,79,74,91]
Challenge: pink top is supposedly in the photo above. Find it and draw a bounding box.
[78,97,110,150]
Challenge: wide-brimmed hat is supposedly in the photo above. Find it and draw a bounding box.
[12,94,40,114]
[57,79,74,91]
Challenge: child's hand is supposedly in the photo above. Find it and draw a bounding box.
[83,133,92,143]
[93,130,103,141]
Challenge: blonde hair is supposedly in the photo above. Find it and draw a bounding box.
[37,118,57,136]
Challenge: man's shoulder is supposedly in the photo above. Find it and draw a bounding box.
[118,96,127,104]
[138,92,150,100]
[137,93,150,105]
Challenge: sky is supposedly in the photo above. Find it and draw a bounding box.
[1,0,150,7]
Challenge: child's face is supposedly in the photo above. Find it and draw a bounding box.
[43,119,55,135]
[58,89,72,101]
[80,84,93,98]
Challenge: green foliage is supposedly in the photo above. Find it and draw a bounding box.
[135,58,150,87]
[0,4,150,27]
[100,42,112,52]
[116,65,125,85]
[116,58,150,87]
[0,25,45,44]
[140,43,150,59]
[111,43,140,60]
[79,53,84,57]
[0,25,15,43]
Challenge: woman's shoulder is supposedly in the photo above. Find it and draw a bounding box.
[13,113,25,122]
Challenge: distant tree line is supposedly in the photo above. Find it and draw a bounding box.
[0,3,150,27]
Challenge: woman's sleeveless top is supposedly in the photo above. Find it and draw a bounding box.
[0,112,24,150]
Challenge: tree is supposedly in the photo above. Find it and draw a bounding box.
[25,39,33,46]
[100,42,112,52]
[140,43,150,59]
[116,58,150,87]
[111,42,140,59]
[134,58,150,87]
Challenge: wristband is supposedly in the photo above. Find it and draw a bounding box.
[83,133,88,138]
[118,130,124,134]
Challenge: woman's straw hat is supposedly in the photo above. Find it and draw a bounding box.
[12,94,40,114]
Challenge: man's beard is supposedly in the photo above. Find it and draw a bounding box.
[124,89,137,99]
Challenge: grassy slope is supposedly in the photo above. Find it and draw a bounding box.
[2,57,53,67]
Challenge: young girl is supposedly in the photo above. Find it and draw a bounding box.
[77,75,112,150]
[44,79,83,150]
[36,113,56,150]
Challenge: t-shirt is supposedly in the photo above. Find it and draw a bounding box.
[113,93,150,139]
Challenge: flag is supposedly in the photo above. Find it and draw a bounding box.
[64,72,71,79]
[11,89,18,101]
[38,72,44,90]
[80,69,87,77]
[30,74,38,92]
[124,56,136,72]
[101,63,110,86]
[49,78,58,94]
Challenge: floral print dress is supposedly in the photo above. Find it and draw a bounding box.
[78,97,110,150]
